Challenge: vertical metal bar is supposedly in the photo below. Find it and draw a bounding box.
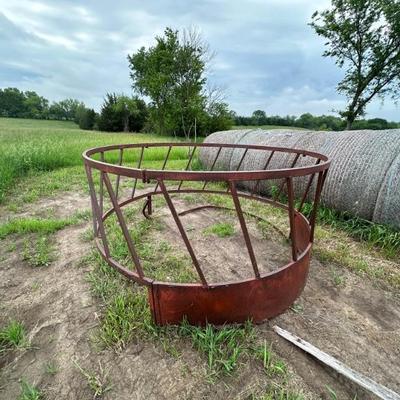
[309,170,327,243]
[226,148,249,192]
[177,146,197,191]
[235,148,248,171]
[229,181,260,279]
[273,153,300,202]
[103,172,144,279]
[203,146,222,190]
[286,177,298,261]
[153,145,172,193]
[100,151,105,217]
[84,164,110,257]
[85,165,98,236]
[132,146,145,198]
[115,148,123,200]
[158,179,207,286]
[251,150,275,196]
[297,159,321,213]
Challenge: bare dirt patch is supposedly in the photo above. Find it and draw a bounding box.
[149,199,289,283]
[1,190,399,399]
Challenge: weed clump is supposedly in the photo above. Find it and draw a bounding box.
[203,222,235,238]
[18,380,43,400]
[0,320,28,352]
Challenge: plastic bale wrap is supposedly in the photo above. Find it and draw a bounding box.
[200,129,400,229]
[198,129,254,171]
[229,130,309,196]
[373,151,400,227]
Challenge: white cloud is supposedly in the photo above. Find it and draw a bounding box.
[0,0,398,120]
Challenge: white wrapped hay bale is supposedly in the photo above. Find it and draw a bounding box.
[373,151,400,227]
[200,129,400,229]
[198,129,253,171]
[318,130,400,220]
[229,129,309,194]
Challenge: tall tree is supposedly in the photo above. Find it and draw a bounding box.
[128,27,208,138]
[97,93,147,132]
[23,91,49,118]
[0,88,26,117]
[310,0,400,129]
[49,98,84,121]
[78,108,96,130]
[114,95,139,132]
[252,110,267,125]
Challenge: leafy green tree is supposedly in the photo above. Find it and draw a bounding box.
[128,97,148,132]
[252,110,267,125]
[97,93,147,132]
[23,91,49,118]
[59,98,85,120]
[48,102,66,120]
[310,0,400,129]
[128,27,208,138]
[114,96,139,132]
[297,113,318,129]
[48,98,84,121]
[78,108,96,130]
[200,102,234,135]
[74,103,87,124]
[97,93,123,131]
[0,88,26,117]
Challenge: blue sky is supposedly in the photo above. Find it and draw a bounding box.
[0,0,398,120]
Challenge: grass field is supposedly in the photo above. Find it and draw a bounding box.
[0,119,301,204]
[0,118,189,203]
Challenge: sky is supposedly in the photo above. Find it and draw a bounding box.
[0,0,398,120]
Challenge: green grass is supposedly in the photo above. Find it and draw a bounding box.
[98,289,152,349]
[103,206,197,283]
[179,319,254,379]
[22,235,55,267]
[301,202,400,258]
[330,268,346,287]
[0,117,79,130]
[85,251,278,379]
[0,117,186,203]
[83,251,156,348]
[44,361,58,376]
[251,386,305,400]
[0,320,28,352]
[18,380,44,400]
[253,341,287,377]
[203,221,235,238]
[0,217,77,239]
[85,248,291,381]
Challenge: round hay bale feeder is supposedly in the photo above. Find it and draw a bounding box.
[83,142,330,326]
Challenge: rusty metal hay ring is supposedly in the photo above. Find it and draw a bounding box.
[83,142,330,326]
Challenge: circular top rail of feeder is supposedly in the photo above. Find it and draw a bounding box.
[82,142,330,181]
[82,142,331,326]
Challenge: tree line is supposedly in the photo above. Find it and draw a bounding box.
[0,87,148,132]
[1,85,398,133]
[0,88,85,121]
[234,110,399,131]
